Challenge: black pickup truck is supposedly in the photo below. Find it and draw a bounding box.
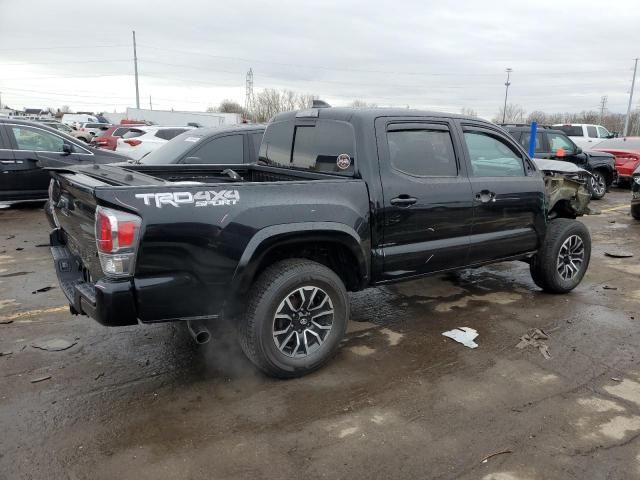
[45,106,592,378]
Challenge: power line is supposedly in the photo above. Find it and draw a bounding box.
[136,43,630,78]
[0,44,127,51]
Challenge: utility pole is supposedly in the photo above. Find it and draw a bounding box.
[502,68,512,124]
[599,95,608,124]
[623,58,638,137]
[132,30,140,109]
[149,95,152,110]
[244,68,254,122]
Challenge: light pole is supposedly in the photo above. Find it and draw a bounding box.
[502,68,512,124]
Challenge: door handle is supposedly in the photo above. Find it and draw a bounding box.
[474,190,496,203]
[390,195,417,206]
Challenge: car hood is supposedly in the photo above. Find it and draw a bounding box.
[584,150,615,160]
[533,158,591,175]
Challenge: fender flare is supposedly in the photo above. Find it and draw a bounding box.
[230,222,369,296]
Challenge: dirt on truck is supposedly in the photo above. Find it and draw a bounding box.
[44,104,592,378]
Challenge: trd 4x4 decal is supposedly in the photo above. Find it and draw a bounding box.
[135,190,240,208]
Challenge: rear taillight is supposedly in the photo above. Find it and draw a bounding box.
[95,206,141,278]
[124,139,142,146]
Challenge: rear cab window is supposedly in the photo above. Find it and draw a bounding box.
[555,125,584,137]
[261,119,356,175]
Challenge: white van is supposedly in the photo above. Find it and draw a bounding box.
[61,113,99,127]
[552,123,615,149]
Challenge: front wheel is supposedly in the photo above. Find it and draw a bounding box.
[589,171,607,200]
[530,219,591,293]
[238,259,349,378]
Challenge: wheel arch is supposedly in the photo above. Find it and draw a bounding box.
[230,222,370,307]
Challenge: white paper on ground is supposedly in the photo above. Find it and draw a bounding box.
[442,327,479,349]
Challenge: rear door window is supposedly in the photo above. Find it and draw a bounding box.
[518,132,545,154]
[291,120,355,174]
[184,135,244,164]
[386,126,458,176]
[122,129,145,139]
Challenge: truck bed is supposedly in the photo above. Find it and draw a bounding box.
[63,163,351,187]
[46,162,370,325]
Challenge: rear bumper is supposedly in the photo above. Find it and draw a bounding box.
[49,229,138,326]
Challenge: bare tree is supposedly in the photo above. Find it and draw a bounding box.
[60,105,71,113]
[216,99,244,114]
[350,100,378,108]
[494,104,526,124]
[460,107,477,118]
[250,89,316,123]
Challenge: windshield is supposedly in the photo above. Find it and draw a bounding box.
[139,131,205,164]
[593,138,640,151]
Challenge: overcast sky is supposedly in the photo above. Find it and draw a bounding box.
[1,0,639,119]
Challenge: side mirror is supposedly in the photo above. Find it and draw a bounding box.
[575,147,582,154]
[62,143,73,156]
[607,133,616,139]
[555,148,565,158]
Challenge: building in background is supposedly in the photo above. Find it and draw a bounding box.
[117,108,241,127]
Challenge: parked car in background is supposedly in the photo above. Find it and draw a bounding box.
[0,119,128,204]
[552,123,615,149]
[504,125,616,199]
[116,126,195,161]
[632,164,640,220]
[38,120,76,135]
[138,124,265,165]
[91,124,145,151]
[61,113,99,127]
[75,122,110,141]
[591,137,640,186]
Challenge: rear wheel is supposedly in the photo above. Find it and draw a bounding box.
[589,171,607,199]
[238,259,349,378]
[530,219,591,293]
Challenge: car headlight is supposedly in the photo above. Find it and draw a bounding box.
[634,176,640,185]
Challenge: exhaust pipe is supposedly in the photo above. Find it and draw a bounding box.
[187,320,211,345]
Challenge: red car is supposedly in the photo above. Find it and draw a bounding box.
[92,124,144,151]
[593,137,640,184]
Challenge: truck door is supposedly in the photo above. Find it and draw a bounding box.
[459,122,545,264]
[375,118,474,279]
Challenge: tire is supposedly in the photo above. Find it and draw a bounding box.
[238,259,349,378]
[589,171,607,200]
[530,219,591,294]
[632,203,640,221]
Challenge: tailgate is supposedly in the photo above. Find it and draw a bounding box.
[49,171,105,282]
